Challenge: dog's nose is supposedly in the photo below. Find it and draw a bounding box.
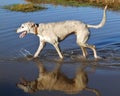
[16,29,19,33]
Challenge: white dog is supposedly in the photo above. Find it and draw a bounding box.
[17,6,107,59]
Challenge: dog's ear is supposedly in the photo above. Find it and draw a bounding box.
[35,24,39,27]
[31,23,39,28]
[31,23,36,28]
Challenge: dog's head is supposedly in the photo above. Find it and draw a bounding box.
[17,78,38,93]
[16,22,38,38]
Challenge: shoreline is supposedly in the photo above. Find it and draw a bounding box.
[2,0,120,12]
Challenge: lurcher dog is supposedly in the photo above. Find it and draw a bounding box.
[17,59,101,95]
[17,6,107,59]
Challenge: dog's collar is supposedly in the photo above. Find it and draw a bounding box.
[35,23,39,35]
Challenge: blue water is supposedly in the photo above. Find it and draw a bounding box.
[0,0,120,96]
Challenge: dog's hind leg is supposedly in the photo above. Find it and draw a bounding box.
[76,31,88,58]
[79,43,100,59]
[80,46,88,58]
[76,32,100,59]
[77,41,88,58]
[84,44,98,58]
[53,42,63,59]
[86,44,101,59]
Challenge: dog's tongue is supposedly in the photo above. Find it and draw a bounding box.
[19,32,26,38]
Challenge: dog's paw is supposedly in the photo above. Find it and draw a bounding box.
[95,56,103,60]
[33,55,39,59]
[26,55,34,60]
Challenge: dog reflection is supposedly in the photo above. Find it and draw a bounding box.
[17,59,100,96]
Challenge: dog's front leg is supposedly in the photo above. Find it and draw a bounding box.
[34,40,46,58]
[53,42,63,59]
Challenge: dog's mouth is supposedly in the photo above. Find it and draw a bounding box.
[17,78,36,93]
[17,78,30,93]
[19,31,27,38]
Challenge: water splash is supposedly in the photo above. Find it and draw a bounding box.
[20,48,32,57]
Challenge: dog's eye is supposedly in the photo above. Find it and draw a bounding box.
[21,26,24,28]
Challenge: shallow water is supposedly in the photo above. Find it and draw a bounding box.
[0,0,120,96]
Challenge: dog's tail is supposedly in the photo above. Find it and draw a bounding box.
[87,5,107,29]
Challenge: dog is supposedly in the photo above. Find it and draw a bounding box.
[17,59,101,95]
[17,6,107,59]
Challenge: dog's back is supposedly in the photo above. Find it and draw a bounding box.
[38,20,86,41]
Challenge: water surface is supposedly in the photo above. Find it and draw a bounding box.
[0,0,120,96]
